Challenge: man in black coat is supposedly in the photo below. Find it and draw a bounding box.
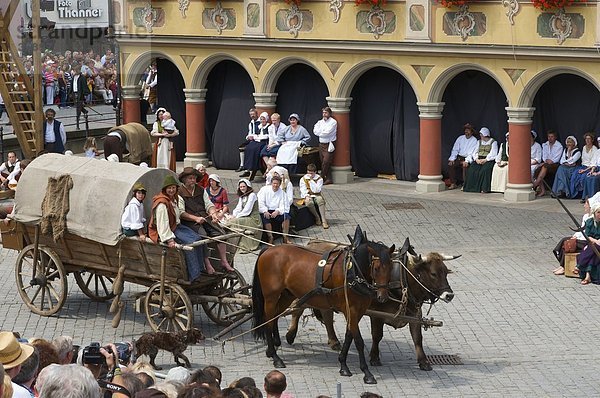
[71,65,90,129]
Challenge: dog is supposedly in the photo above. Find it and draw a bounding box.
[134,328,205,370]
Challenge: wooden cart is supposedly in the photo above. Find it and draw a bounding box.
[1,154,252,332]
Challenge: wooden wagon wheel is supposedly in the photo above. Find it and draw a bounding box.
[145,282,194,332]
[201,270,251,326]
[15,244,68,316]
[74,271,116,302]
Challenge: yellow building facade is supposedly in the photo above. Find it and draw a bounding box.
[115,0,600,201]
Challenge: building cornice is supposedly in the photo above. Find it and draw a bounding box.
[115,35,600,61]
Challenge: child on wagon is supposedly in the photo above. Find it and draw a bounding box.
[121,182,147,241]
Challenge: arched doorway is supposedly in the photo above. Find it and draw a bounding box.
[157,58,186,160]
[441,70,508,172]
[274,63,329,146]
[349,67,419,180]
[532,74,600,143]
[205,60,255,169]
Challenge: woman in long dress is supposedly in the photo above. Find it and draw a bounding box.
[551,136,581,198]
[226,179,262,252]
[490,132,509,193]
[569,132,598,199]
[150,107,178,171]
[463,127,498,193]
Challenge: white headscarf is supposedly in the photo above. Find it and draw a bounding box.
[566,135,578,147]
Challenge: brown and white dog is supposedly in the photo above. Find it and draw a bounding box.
[134,328,205,370]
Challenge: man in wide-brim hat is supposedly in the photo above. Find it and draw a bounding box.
[447,122,479,190]
[177,167,235,272]
[148,174,216,278]
[0,331,34,393]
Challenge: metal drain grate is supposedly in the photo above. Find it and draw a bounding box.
[382,202,424,210]
[427,354,463,365]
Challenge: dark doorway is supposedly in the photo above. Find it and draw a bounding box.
[349,67,420,180]
[205,60,255,169]
[532,74,600,143]
[157,58,186,160]
[441,70,508,175]
[274,63,329,147]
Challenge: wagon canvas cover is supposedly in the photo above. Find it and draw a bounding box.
[13,154,175,246]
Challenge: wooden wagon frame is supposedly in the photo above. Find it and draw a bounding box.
[1,154,252,332]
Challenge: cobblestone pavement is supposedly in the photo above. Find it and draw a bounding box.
[1,174,598,397]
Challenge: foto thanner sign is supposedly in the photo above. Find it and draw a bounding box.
[24,0,110,29]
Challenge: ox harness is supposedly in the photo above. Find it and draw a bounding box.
[293,244,381,310]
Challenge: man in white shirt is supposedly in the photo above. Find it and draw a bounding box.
[300,163,328,229]
[447,123,479,190]
[237,108,260,173]
[43,108,67,154]
[533,130,563,194]
[258,175,290,244]
[146,61,158,112]
[0,151,19,184]
[313,106,337,185]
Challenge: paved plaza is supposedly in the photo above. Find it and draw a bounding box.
[1,173,598,397]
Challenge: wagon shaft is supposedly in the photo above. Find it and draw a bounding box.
[365,309,443,328]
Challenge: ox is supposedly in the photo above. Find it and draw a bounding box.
[285,238,457,371]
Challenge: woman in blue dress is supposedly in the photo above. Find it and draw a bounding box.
[569,132,598,199]
[576,204,600,284]
[551,136,580,198]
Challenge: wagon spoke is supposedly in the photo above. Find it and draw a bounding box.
[99,276,110,296]
[84,272,94,288]
[47,284,62,301]
[29,285,42,303]
[39,286,46,310]
[45,287,55,309]
[149,312,161,318]
[148,302,162,309]
[174,306,187,312]
[175,313,189,321]
[46,269,59,279]
[156,317,166,330]
[174,318,186,331]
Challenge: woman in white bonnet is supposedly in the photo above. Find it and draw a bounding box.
[150,107,179,171]
[463,127,497,193]
[240,111,270,181]
[551,135,581,198]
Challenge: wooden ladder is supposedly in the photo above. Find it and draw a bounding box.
[0,15,39,159]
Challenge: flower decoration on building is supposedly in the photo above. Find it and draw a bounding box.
[355,0,387,8]
[436,0,471,8]
[532,0,586,11]
[284,0,302,6]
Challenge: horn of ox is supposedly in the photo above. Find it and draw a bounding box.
[441,254,461,261]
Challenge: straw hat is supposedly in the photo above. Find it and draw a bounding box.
[0,331,34,370]
[162,175,180,189]
[178,167,201,183]
[133,182,146,193]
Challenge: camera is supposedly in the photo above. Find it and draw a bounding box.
[82,342,132,366]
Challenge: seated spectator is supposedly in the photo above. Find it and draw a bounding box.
[0,152,19,186]
[261,113,286,167]
[52,336,74,365]
[532,130,563,197]
[2,158,28,190]
[576,203,600,285]
[463,127,498,193]
[0,331,34,397]
[237,108,260,173]
[490,132,509,193]
[580,151,600,204]
[447,123,478,190]
[551,136,581,198]
[188,368,220,389]
[166,366,190,384]
[130,361,156,388]
[258,175,291,244]
[240,112,270,181]
[300,163,329,229]
[552,199,591,275]
[569,132,598,199]
[121,182,147,241]
[207,174,230,216]
[195,163,209,189]
[267,166,293,225]
[229,376,256,389]
[264,370,291,398]
[275,113,311,172]
[37,363,101,398]
[226,179,262,252]
[30,338,59,372]
[148,175,216,279]
[530,130,542,179]
[93,71,114,105]
[10,346,38,398]
[177,168,233,273]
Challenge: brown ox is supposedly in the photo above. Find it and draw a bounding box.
[286,239,456,371]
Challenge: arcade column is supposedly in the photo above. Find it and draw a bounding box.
[504,107,535,202]
[183,89,209,168]
[121,85,141,124]
[253,92,278,116]
[416,102,446,192]
[327,97,353,184]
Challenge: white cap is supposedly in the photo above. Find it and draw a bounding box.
[479,127,490,137]
[107,154,119,162]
